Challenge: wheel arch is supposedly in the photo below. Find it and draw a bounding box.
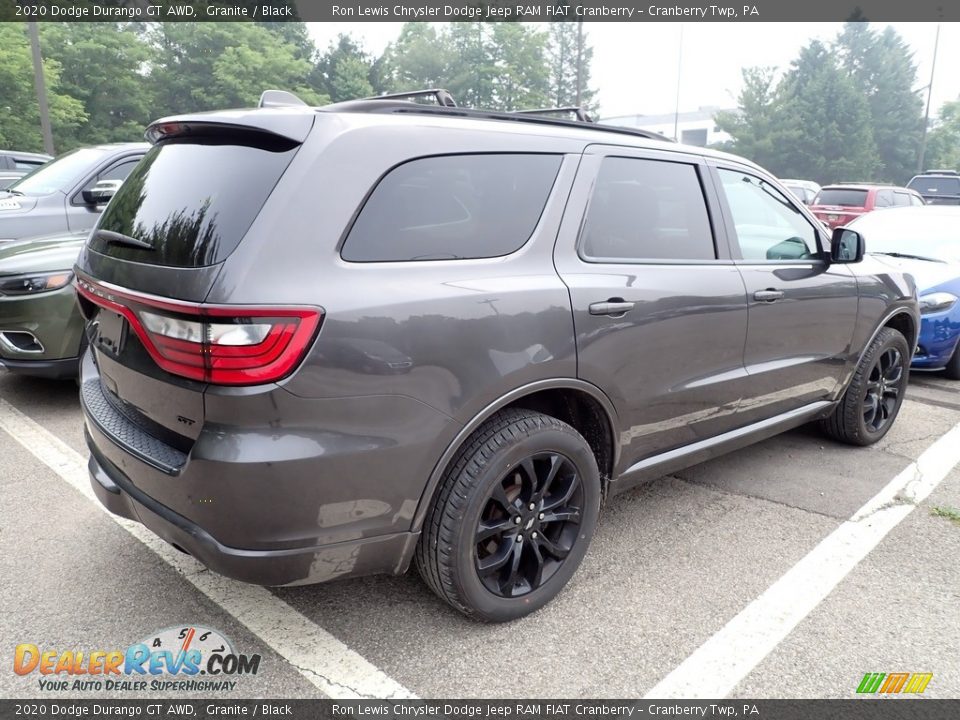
[410,378,620,534]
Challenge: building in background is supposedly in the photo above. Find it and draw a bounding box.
[601,107,735,146]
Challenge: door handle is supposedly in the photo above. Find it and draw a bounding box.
[589,299,635,316]
[753,289,784,302]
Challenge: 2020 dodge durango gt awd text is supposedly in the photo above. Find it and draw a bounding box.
[75,96,919,622]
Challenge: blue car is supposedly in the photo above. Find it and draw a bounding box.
[850,206,960,377]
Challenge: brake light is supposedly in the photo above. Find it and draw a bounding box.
[75,276,322,386]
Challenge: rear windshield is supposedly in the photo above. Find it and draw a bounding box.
[341,153,562,262]
[814,189,868,207]
[91,139,297,268]
[908,177,960,195]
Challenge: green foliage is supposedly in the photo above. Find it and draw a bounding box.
[718,23,922,184]
[546,19,597,113]
[312,35,375,103]
[39,22,153,150]
[0,23,86,153]
[925,99,960,171]
[837,23,924,184]
[149,23,325,113]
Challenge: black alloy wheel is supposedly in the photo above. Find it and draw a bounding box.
[862,346,904,433]
[474,452,583,598]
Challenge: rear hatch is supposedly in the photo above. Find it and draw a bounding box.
[75,112,319,461]
[810,187,869,227]
[908,176,960,205]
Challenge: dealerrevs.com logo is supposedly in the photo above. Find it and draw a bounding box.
[13,626,261,692]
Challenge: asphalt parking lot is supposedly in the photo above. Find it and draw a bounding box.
[1,367,958,700]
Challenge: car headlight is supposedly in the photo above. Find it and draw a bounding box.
[919,291,959,315]
[0,271,74,296]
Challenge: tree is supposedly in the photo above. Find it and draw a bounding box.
[382,23,452,94]
[0,23,85,152]
[546,19,597,112]
[488,23,550,111]
[40,23,153,150]
[925,99,960,171]
[312,35,376,102]
[714,67,785,170]
[837,22,923,183]
[148,23,325,116]
[777,41,879,182]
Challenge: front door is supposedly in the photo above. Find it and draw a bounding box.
[554,147,750,473]
[711,164,859,422]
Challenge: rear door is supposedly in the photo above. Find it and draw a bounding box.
[710,163,858,422]
[554,145,749,470]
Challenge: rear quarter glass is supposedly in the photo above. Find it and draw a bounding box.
[90,138,298,268]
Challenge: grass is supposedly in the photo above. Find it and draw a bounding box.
[930,505,960,527]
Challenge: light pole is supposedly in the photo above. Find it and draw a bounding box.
[27,21,55,156]
[673,24,684,141]
[917,23,940,174]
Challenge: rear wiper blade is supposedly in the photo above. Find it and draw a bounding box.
[95,229,152,250]
[871,251,945,264]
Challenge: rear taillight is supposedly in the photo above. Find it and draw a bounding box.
[75,276,322,386]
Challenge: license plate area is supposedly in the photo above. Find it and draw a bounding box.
[95,310,127,356]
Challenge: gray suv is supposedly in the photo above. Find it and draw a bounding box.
[76,90,919,621]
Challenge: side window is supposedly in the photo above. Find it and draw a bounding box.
[579,156,715,262]
[910,194,925,206]
[78,158,141,196]
[892,192,911,207]
[717,168,819,262]
[14,159,45,171]
[875,189,894,207]
[342,154,561,262]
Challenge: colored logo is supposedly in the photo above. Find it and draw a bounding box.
[13,626,261,693]
[857,672,933,695]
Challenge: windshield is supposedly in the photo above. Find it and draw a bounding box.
[908,177,960,196]
[850,211,960,262]
[815,189,868,207]
[8,147,109,196]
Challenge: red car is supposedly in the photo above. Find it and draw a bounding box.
[810,184,925,229]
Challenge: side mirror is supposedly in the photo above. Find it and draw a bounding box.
[82,179,122,206]
[830,227,864,263]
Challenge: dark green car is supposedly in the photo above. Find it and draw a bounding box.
[0,232,86,379]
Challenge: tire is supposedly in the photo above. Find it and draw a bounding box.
[820,327,910,446]
[416,408,601,622]
[943,341,960,380]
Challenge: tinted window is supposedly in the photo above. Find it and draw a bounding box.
[815,189,868,207]
[13,159,45,171]
[342,154,561,262]
[580,157,715,261]
[8,147,111,196]
[718,169,818,261]
[91,140,297,268]
[908,176,960,195]
[78,158,141,196]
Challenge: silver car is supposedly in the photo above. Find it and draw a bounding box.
[0,143,147,243]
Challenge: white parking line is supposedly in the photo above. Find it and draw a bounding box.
[0,398,416,700]
[645,421,960,699]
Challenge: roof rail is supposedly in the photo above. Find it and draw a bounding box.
[511,107,594,123]
[317,100,675,143]
[259,90,308,109]
[366,89,457,108]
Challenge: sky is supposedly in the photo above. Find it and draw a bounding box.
[306,22,958,120]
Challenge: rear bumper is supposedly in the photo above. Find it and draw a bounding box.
[0,355,78,379]
[86,432,419,586]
